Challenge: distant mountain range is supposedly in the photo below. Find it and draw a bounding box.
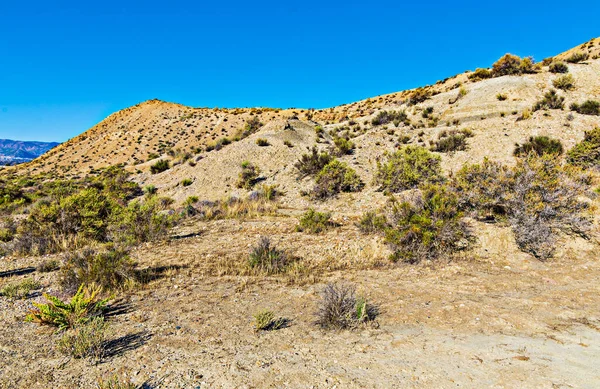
[0,139,60,165]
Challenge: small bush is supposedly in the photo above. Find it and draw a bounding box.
[256,138,270,146]
[567,128,600,169]
[549,61,569,73]
[295,147,333,177]
[553,74,575,90]
[332,137,355,156]
[296,209,333,234]
[284,140,293,148]
[570,100,600,116]
[37,259,60,273]
[311,160,364,200]
[408,89,430,105]
[253,309,286,331]
[492,54,522,76]
[513,136,564,157]
[356,211,386,234]
[150,160,170,174]
[26,284,109,330]
[381,184,470,263]
[432,129,473,153]
[532,89,564,111]
[566,52,589,63]
[372,110,408,126]
[0,278,41,299]
[108,197,174,246]
[315,283,377,330]
[97,376,138,389]
[236,161,260,189]
[248,237,290,274]
[374,146,444,192]
[181,178,193,187]
[235,117,263,140]
[59,246,136,293]
[143,185,157,196]
[469,68,492,80]
[496,93,508,101]
[57,317,107,360]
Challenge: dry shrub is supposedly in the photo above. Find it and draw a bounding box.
[567,128,600,170]
[513,136,564,157]
[57,317,107,361]
[315,283,378,330]
[248,237,291,274]
[453,155,592,259]
[295,147,333,177]
[311,160,364,200]
[532,89,564,111]
[296,209,334,234]
[236,161,260,189]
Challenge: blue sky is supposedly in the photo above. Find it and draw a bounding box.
[1,1,598,142]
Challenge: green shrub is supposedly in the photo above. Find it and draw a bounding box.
[58,246,135,293]
[496,93,508,101]
[253,309,286,331]
[315,283,378,330]
[513,136,564,157]
[0,278,41,300]
[248,237,290,274]
[553,74,575,90]
[381,184,470,263]
[143,185,157,196]
[37,259,60,273]
[295,147,333,177]
[532,89,564,111]
[549,61,569,73]
[181,178,193,187]
[566,52,589,63]
[97,376,138,389]
[432,129,473,153]
[150,159,170,174]
[567,128,600,169]
[492,54,538,77]
[356,211,386,234]
[296,209,333,234]
[57,317,107,360]
[108,197,174,246]
[408,89,430,105]
[570,100,600,115]
[332,137,355,156]
[236,161,260,189]
[374,146,444,192]
[26,284,109,330]
[311,160,364,199]
[256,138,270,146]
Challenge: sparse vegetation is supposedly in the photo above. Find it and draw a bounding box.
[256,138,270,146]
[248,237,290,274]
[570,100,600,116]
[469,68,492,80]
[567,128,600,169]
[236,161,260,189]
[532,90,564,111]
[296,209,333,234]
[374,146,444,192]
[492,54,539,77]
[496,93,508,101]
[566,52,589,63]
[57,317,107,360]
[181,178,193,187]
[150,159,170,174]
[513,136,564,157]
[253,309,286,331]
[0,278,41,300]
[315,283,377,330]
[332,137,355,156]
[432,129,474,153]
[372,110,408,126]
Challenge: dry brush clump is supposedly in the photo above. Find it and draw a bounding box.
[513,136,564,157]
[315,283,378,330]
[432,129,474,153]
[453,155,593,259]
[532,90,565,111]
[296,209,335,234]
[294,147,333,178]
[311,160,364,200]
[247,236,292,275]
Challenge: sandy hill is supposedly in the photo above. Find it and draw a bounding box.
[2,38,600,389]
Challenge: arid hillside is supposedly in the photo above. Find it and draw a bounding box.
[1,38,600,389]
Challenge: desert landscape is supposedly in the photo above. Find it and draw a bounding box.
[1,37,600,388]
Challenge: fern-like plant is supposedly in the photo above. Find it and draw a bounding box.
[26,284,109,330]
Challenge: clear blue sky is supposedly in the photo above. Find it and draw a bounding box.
[1,0,598,142]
